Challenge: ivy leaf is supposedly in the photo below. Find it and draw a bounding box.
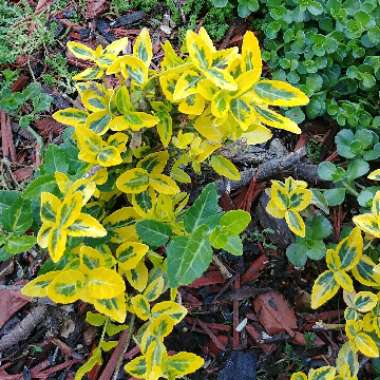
[0,190,19,220]
[182,183,221,233]
[40,144,69,175]
[167,225,213,287]
[136,219,172,248]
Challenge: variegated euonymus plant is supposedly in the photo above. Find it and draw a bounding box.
[20,28,310,379]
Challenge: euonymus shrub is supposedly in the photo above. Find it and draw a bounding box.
[18,28,309,379]
[266,173,380,379]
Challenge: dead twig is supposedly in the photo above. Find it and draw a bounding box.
[0,305,48,352]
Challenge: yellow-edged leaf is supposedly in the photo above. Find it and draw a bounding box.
[118,55,149,85]
[133,28,153,66]
[131,294,151,321]
[290,373,307,380]
[53,108,88,128]
[104,37,128,55]
[48,227,67,262]
[116,168,150,194]
[109,112,159,132]
[143,276,165,302]
[66,213,107,237]
[137,151,169,174]
[85,267,125,299]
[354,332,379,357]
[178,94,205,115]
[165,352,205,378]
[149,174,180,195]
[352,254,380,286]
[173,70,201,101]
[37,223,53,248]
[242,124,273,145]
[253,80,309,107]
[368,169,380,181]
[285,210,305,237]
[311,270,340,309]
[124,355,147,379]
[125,261,149,292]
[333,270,354,292]
[241,31,262,82]
[116,241,149,271]
[186,30,212,70]
[353,213,380,238]
[40,192,61,224]
[47,269,85,304]
[334,227,363,271]
[67,41,95,61]
[97,146,122,167]
[210,155,240,181]
[151,301,187,324]
[21,271,60,298]
[92,293,127,323]
[308,366,336,380]
[73,66,104,81]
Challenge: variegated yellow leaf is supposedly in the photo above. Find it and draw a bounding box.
[352,254,380,287]
[352,213,380,238]
[125,261,149,292]
[151,301,187,324]
[133,28,153,66]
[73,66,104,81]
[53,108,88,128]
[204,67,237,91]
[311,270,340,309]
[48,227,67,262]
[97,146,122,167]
[241,31,262,82]
[333,270,354,292]
[124,355,147,379]
[143,276,165,302]
[109,112,159,132]
[149,174,180,195]
[86,111,112,135]
[137,151,169,174]
[178,94,205,115]
[186,30,212,70]
[104,37,128,55]
[173,70,202,101]
[92,293,127,323]
[22,271,60,298]
[40,192,61,224]
[47,269,85,304]
[66,213,107,238]
[119,55,149,85]
[308,366,336,380]
[131,294,151,321]
[116,242,149,271]
[58,192,83,228]
[116,168,150,194]
[210,155,240,181]
[67,41,95,61]
[368,169,380,181]
[165,352,205,379]
[285,210,305,237]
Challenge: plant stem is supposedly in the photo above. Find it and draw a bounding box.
[112,313,136,380]
[343,181,359,197]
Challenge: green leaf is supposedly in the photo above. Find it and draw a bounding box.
[3,197,32,234]
[136,219,172,248]
[308,214,332,240]
[223,235,243,256]
[4,235,36,255]
[306,240,326,260]
[23,174,57,199]
[0,190,19,220]
[311,188,329,214]
[324,188,346,206]
[182,183,221,233]
[346,158,369,181]
[85,311,106,327]
[211,0,228,7]
[286,242,307,267]
[41,144,69,175]
[167,225,213,287]
[220,210,251,235]
[318,161,337,181]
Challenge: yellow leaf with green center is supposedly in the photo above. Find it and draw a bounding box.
[253,80,309,107]
[22,271,60,298]
[254,104,301,134]
[336,342,359,379]
[47,269,85,304]
[66,213,107,238]
[151,301,187,324]
[148,175,179,197]
[116,168,150,194]
[131,294,151,321]
[371,191,380,215]
[230,97,254,130]
[285,210,305,237]
[173,70,202,101]
[288,188,312,211]
[133,28,153,67]
[194,111,228,143]
[352,254,380,286]
[353,291,378,312]
[186,30,212,70]
[124,355,147,379]
[198,27,216,52]
[79,246,111,272]
[242,124,273,145]
[55,173,96,204]
[311,270,340,309]
[353,331,379,357]
[76,128,104,163]
[308,366,336,380]
[212,47,239,71]
[67,41,95,61]
[53,108,88,128]
[37,223,53,248]
[284,177,308,192]
[119,56,149,85]
[40,192,61,224]
[197,79,218,100]
[211,91,230,118]
[114,85,132,114]
[57,192,83,228]
[86,111,112,135]
[104,37,128,55]
[156,111,173,147]
[210,155,240,181]
[160,40,184,70]
[145,341,167,380]
[116,241,149,271]
[47,227,67,262]
[137,151,169,174]
[204,67,237,91]
[109,112,159,132]
[166,352,205,379]
[73,66,104,81]
[266,199,286,219]
[333,227,363,271]
[241,31,262,83]
[91,293,126,323]
[352,213,380,238]
[149,315,174,338]
[333,270,354,292]
[159,72,180,102]
[95,53,116,69]
[85,267,125,299]
[270,181,288,210]
[178,94,205,115]
[143,276,165,302]
[131,188,157,216]
[96,146,122,167]
[81,90,108,112]
[368,169,380,181]
[107,132,129,152]
[125,260,149,292]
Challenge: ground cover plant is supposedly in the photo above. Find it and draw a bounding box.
[0,1,380,380]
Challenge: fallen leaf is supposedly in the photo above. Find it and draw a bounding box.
[13,167,34,182]
[253,291,297,336]
[188,270,225,288]
[35,117,63,139]
[0,288,30,328]
[86,0,109,19]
